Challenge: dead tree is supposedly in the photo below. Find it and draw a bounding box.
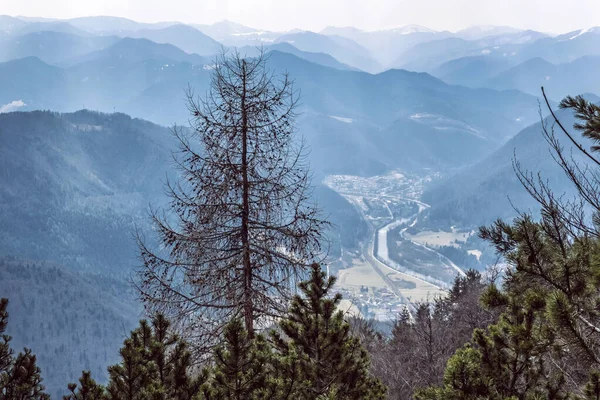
[137,50,328,353]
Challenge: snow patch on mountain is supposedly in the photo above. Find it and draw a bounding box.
[568,26,600,40]
[0,100,26,113]
[330,115,354,123]
[410,113,484,138]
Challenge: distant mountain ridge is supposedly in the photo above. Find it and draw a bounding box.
[274,31,382,72]
[5,15,597,74]
[0,47,544,176]
[487,55,600,99]
[0,31,119,64]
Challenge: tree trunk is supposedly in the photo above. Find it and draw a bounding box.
[240,60,254,337]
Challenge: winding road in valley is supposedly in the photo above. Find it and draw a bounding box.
[338,192,465,305]
[325,172,467,308]
[376,199,466,280]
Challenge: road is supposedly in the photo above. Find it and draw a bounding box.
[325,172,466,308]
[342,192,465,286]
[346,195,447,303]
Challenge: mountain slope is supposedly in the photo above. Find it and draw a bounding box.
[516,27,600,64]
[237,42,356,71]
[1,258,139,399]
[432,55,518,87]
[488,56,600,99]
[0,57,69,110]
[0,31,119,64]
[266,51,541,141]
[421,100,600,228]
[395,30,548,72]
[14,21,89,36]
[274,31,381,72]
[124,24,222,56]
[0,15,28,33]
[0,110,173,273]
[68,37,207,65]
[396,37,486,72]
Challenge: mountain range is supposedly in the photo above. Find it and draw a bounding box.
[2,14,599,102]
[0,46,544,176]
[1,13,600,396]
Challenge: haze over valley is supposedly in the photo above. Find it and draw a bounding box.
[1,5,600,398]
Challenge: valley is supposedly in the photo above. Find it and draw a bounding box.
[324,171,463,319]
[0,9,599,398]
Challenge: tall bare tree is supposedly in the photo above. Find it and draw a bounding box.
[137,50,328,352]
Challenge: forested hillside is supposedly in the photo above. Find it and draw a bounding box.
[422,95,600,228]
[1,9,600,400]
[0,110,171,274]
[0,258,139,399]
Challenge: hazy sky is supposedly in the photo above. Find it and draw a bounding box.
[3,0,599,33]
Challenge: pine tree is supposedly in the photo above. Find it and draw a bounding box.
[63,371,106,400]
[106,334,158,400]
[148,315,205,400]
[272,263,386,400]
[416,287,569,400]
[104,316,203,400]
[137,49,329,350]
[415,345,489,400]
[203,318,273,400]
[166,340,206,400]
[0,298,50,400]
[2,350,50,400]
[479,214,600,388]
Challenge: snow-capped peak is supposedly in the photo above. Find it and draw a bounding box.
[567,26,600,40]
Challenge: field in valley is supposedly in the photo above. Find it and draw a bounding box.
[405,229,474,247]
[336,256,445,303]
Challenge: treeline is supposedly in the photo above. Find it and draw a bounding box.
[1,265,386,399]
[8,250,600,399]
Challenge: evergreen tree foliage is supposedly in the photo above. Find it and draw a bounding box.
[415,286,570,400]
[63,371,105,400]
[65,315,203,400]
[417,93,600,399]
[203,318,273,400]
[272,263,386,400]
[366,270,495,400]
[105,317,204,400]
[559,95,600,151]
[105,331,159,400]
[0,298,50,400]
